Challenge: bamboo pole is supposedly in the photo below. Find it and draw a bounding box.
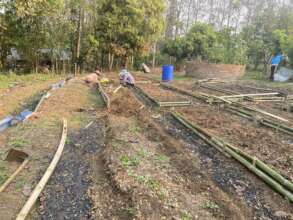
[16,119,68,220]
[171,112,293,201]
[0,159,30,193]
[220,93,280,98]
[134,86,160,106]
[158,101,191,107]
[200,84,239,95]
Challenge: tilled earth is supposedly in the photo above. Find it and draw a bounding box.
[38,121,106,220]
[131,82,293,219]
[0,75,292,220]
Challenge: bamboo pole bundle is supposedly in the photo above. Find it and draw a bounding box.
[171,112,293,201]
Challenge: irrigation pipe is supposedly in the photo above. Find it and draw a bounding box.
[171,112,293,201]
[16,118,68,220]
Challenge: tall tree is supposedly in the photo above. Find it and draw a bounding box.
[95,0,165,69]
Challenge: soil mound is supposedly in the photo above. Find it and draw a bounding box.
[185,62,246,80]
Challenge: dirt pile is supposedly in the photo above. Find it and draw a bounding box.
[185,62,246,80]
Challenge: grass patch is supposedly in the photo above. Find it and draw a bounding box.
[15,176,27,190]
[153,73,191,82]
[121,207,135,216]
[8,138,28,148]
[154,155,170,167]
[121,155,140,169]
[180,210,192,220]
[136,148,148,158]
[127,170,166,200]
[129,124,141,134]
[201,201,219,210]
[65,138,74,145]
[242,70,267,81]
[0,161,8,185]
[112,142,122,151]
[0,73,63,90]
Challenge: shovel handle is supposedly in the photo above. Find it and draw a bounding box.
[0,158,29,193]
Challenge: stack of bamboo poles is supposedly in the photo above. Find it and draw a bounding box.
[199,84,289,103]
[171,112,293,202]
[160,83,293,136]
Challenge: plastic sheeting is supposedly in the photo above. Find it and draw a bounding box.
[274,67,293,82]
[0,79,66,133]
[51,80,66,90]
[0,110,32,132]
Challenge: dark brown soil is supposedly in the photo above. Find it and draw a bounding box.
[138,83,190,102]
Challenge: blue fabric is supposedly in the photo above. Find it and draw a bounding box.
[0,116,13,132]
[271,54,283,65]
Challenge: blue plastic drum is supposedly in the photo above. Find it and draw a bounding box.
[162,65,174,82]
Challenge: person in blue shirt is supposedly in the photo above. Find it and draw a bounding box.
[269,52,284,81]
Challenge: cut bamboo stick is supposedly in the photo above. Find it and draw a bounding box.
[16,119,68,220]
[0,159,29,193]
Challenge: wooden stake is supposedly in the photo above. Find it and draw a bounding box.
[16,119,68,220]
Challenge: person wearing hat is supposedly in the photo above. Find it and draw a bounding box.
[119,69,135,86]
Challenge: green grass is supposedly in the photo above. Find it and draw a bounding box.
[136,148,148,158]
[0,161,8,185]
[15,176,27,190]
[241,70,293,92]
[242,70,267,81]
[0,73,63,90]
[180,210,192,220]
[8,138,28,148]
[201,201,219,210]
[121,155,140,168]
[153,72,192,82]
[154,155,170,167]
[129,124,141,134]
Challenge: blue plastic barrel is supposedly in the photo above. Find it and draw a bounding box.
[162,65,174,82]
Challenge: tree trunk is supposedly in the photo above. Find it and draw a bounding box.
[152,42,157,69]
[108,53,114,71]
[62,60,66,74]
[75,8,83,76]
